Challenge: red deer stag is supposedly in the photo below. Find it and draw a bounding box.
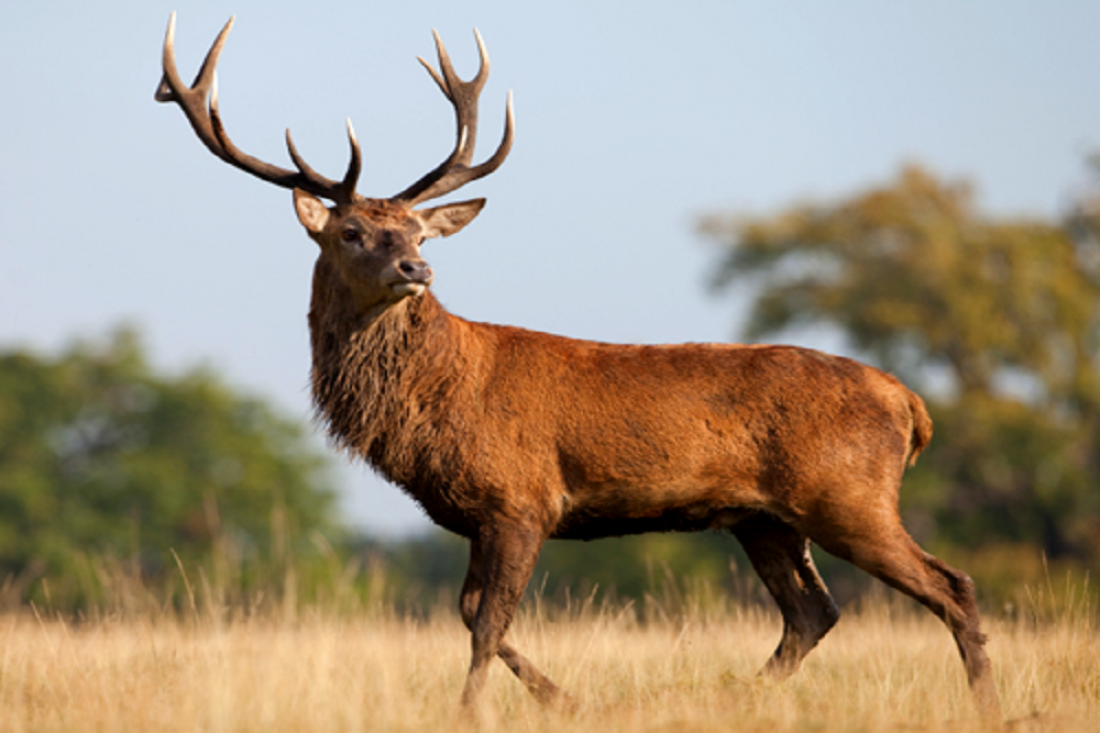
[156,14,1001,720]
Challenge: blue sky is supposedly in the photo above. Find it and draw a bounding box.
[2,1,1099,534]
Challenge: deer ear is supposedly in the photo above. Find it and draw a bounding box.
[293,189,330,235]
[418,199,486,239]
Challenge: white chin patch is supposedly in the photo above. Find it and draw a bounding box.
[391,282,426,298]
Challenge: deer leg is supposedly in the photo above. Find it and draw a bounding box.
[458,537,564,706]
[733,512,840,679]
[806,510,1002,723]
[459,524,558,709]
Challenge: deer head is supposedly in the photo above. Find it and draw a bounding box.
[155,13,513,313]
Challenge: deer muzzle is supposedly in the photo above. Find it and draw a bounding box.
[390,259,433,297]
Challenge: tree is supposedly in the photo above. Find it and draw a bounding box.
[699,165,1100,574]
[0,327,338,602]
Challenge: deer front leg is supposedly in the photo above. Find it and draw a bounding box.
[459,523,550,708]
[460,538,565,706]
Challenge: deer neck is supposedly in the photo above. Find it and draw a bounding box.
[308,260,466,477]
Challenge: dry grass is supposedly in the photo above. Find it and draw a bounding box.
[0,596,1095,733]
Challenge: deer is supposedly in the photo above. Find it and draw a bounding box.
[155,14,1002,721]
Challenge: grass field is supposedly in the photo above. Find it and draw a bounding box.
[0,586,1095,733]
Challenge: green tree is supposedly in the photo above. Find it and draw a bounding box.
[699,165,1100,575]
[0,327,338,602]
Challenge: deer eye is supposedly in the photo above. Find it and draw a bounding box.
[341,228,361,244]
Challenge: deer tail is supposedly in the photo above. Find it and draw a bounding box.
[905,389,934,467]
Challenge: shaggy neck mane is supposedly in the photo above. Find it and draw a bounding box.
[308,264,467,485]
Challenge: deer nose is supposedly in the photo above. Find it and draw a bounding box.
[398,259,433,284]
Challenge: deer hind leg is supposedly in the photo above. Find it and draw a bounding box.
[459,529,564,708]
[806,508,1002,723]
[733,511,840,678]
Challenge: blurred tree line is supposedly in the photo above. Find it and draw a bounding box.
[2,163,1098,615]
[0,328,341,610]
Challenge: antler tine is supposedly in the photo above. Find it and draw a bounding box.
[284,120,363,199]
[394,29,514,206]
[342,119,363,194]
[418,52,448,98]
[154,13,234,151]
[155,13,362,204]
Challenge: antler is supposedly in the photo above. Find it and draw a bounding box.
[393,29,515,206]
[155,13,362,205]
